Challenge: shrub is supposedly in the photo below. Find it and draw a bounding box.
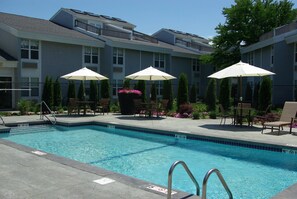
[177,73,189,109]
[123,79,130,89]
[209,111,217,119]
[110,102,120,113]
[78,81,85,100]
[219,78,230,110]
[205,79,216,111]
[192,111,201,120]
[53,78,62,109]
[17,99,31,115]
[100,79,110,98]
[67,80,76,102]
[89,80,98,110]
[136,80,146,102]
[178,103,193,114]
[259,77,272,111]
[163,80,173,110]
[189,84,197,103]
[150,82,157,101]
[245,82,252,102]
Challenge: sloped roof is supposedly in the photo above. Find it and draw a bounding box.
[0,12,103,46]
[0,48,16,61]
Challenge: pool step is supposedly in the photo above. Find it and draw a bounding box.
[10,125,56,135]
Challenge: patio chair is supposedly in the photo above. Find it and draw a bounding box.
[133,99,146,117]
[219,104,233,125]
[262,101,297,135]
[158,99,169,117]
[68,98,78,115]
[96,98,110,115]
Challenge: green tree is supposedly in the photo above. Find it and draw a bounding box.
[258,76,272,111]
[189,84,197,103]
[89,80,98,109]
[205,79,216,111]
[136,80,146,102]
[53,78,62,109]
[150,82,157,101]
[100,79,110,98]
[207,0,297,68]
[177,73,189,109]
[78,81,85,101]
[123,79,130,89]
[245,82,253,102]
[219,78,230,110]
[253,82,260,108]
[67,80,76,103]
[163,80,173,110]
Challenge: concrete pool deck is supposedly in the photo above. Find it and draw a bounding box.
[0,113,297,198]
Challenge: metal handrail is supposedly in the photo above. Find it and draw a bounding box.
[0,115,5,126]
[167,161,200,199]
[202,168,233,199]
[39,101,56,125]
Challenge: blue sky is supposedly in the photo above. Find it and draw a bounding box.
[1,0,236,38]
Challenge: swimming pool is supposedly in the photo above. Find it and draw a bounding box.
[1,124,297,199]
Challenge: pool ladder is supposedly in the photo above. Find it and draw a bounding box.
[167,160,233,199]
[39,101,56,125]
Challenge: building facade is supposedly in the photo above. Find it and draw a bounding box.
[0,8,213,110]
[241,21,297,106]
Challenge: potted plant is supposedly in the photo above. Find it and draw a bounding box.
[118,89,142,115]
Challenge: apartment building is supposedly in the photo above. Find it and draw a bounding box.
[241,21,297,106]
[0,8,213,109]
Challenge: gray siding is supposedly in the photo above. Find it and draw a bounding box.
[41,41,83,99]
[51,10,74,29]
[273,41,294,105]
[125,49,140,75]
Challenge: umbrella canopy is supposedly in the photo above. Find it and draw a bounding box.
[208,61,275,79]
[125,66,176,81]
[61,67,108,81]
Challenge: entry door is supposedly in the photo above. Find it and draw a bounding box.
[0,77,12,109]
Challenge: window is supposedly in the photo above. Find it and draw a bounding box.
[112,79,123,96]
[113,48,124,65]
[84,47,99,64]
[21,39,39,60]
[192,59,200,72]
[21,77,39,97]
[154,53,165,68]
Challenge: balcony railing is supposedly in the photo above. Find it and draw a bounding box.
[75,20,158,43]
[176,38,213,52]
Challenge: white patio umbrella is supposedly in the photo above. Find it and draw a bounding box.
[125,66,176,101]
[61,67,108,81]
[61,67,108,100]
[208,61,275,99]
[125,66,176,81]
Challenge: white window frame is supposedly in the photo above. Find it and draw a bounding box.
[113,48,124,66]
[21,77,40,97]
[21,39,39,60]
[84,46,99,64]
[112,79,123,97]
[154,53,165,69]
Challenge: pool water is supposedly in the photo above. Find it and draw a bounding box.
[1,125,297,199]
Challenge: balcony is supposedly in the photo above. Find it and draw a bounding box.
[75,20,158,43]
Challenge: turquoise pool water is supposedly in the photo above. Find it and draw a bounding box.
[1,125,297,199]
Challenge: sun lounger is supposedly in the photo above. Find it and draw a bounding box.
[262,101,297,135]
